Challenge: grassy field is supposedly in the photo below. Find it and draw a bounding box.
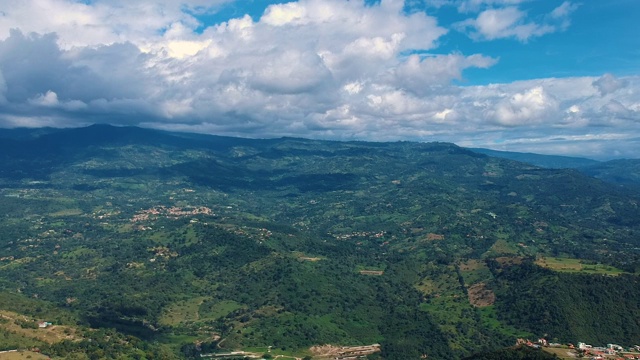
[418,265,489,352]
[0,351,49,360]
[483,239,519,257]
[458,259,493,286]
[159,296,208,326]
[535,257,626,275]
[476,306,532,339]
[199,300,243,320]
[243,346,311,359]
[159,298,243,326]
[49,208,83,217]
[0,310,78,344]
[541,347,578,359]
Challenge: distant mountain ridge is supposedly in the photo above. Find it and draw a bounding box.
[578,159,640,187]
[468,147,600,169]
[469,147,640,188]
[2,124,639,188]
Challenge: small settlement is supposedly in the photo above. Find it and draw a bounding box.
[518,338,640,360]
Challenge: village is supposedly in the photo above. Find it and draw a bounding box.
[519,338,640,360]
[130,205,215,223]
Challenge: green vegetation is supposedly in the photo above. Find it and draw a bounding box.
[462,345,559,360]
[535,256,627,275]
[0,125,639,359]
[0,351,50,360]
[489,259,640,345]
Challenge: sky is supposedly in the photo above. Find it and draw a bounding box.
[0,0,639,159]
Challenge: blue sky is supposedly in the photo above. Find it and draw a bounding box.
[436,0,640,83]
[197,0,640,83]
[0,0,639,159]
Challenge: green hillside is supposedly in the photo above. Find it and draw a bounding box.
[579,159,640,188]
[0,125,639,359]
[468,148,600,169]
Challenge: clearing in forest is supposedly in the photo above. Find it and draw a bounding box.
[0,310,79,344]
[160,298,243,326]
[541,347,579,360]
[467,283,495,307]
[0,351,50,360]
[535,257,626,275]
[159,297,207,325]
[359,270,384,276]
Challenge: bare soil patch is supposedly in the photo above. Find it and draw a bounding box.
[467,283,495,307]
[359,270,384,276]
[299,257,323,262]
[311,344,381,359]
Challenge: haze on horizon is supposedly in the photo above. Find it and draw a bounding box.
[0,0,639,160]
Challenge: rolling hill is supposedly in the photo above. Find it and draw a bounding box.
[0,125,638,359]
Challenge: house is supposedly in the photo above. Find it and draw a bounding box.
[579,342,592,350]
[38,321,52,328]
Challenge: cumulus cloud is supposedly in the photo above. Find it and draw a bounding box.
[0,0,637,158]
[392,53,497,95]
[0,0,232,49]
[454,1,578,42]
[29,91,88,111]
[455,7,551,41]
[29,91,60,107]
[593,73,629,96]
[491,86,559,126]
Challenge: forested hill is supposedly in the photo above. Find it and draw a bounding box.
[0,125,639,359]
[468,147,600,169]
[578,158,640,188]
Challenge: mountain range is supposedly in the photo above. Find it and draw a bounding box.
[0,125,638,360]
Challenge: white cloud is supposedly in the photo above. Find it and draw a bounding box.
[29,90,59,106]
[550,1,580,19]
[343,82,364,95]
[261,2,307,26]
[456,0,529,13]
[489,86,558,126]
[0,0,637,159]
[249,50,333,94]
[454,1,578,42]
[455,7,555,41]
[30,90,88,111]
[0,0,233,49]
[392,53,497,95]
[593,73,629,96]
